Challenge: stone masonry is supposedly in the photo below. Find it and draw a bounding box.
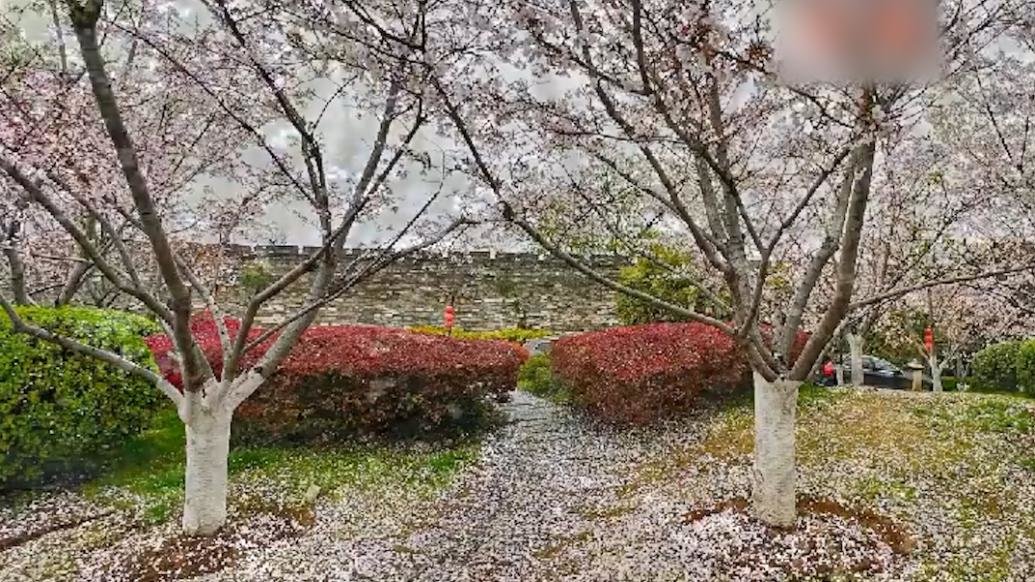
[214,246,627,332]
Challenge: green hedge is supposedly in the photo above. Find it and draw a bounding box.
[972,340,1022,392]
[408,325,551,343]
[517,353,569,403]
[1,306,162,488]
[1017,340,1035,394]
[971,339,1035,394]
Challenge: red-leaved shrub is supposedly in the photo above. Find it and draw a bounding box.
[144,313,261,390]
[551,323,811,424]
[550,323,748,424]
[146,314,528,440]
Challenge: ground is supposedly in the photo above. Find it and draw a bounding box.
[2,388,1034,581]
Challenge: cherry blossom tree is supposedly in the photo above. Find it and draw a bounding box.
[431,0,1014,526]
[825,131,1034,386]
[873,278,1029,390]
[1,0,470,535]
[844,11,1035,383]
[933,14,1035,238]
[431,0,877,527]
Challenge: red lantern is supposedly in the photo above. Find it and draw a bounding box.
[923,327,934,353]
[443,305,455,332]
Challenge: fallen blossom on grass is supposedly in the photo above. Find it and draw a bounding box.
[2,389,1034,580]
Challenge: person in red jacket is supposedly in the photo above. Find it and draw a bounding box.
[821,359,837,386]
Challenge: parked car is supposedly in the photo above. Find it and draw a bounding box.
[818,355,933,390]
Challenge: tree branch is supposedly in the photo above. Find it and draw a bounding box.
[850,263,1035,309]
[70,3,207,391]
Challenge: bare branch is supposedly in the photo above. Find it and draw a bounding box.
[70,4,206,390]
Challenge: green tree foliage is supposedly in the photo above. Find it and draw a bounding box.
[238,259,276,294]
[0,307,162,488]
[0,22,41,96]
[517,353,568,403]
[0,23,29,70]
[616,243,725,325]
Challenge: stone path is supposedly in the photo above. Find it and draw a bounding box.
[217,391,917,581]
[397,391,673,580]
[210,391,704,581]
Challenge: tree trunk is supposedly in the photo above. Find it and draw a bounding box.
[835,363,845,386]
[2,226,30,305]
[847,333,864,387]
[930,351,942,393]
[182,398,232,536]
[752,373,799,528]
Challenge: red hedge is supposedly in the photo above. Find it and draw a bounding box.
[146,314,528,439]
[144,313,259,389]
[551,323,747,424]
[551,323,810,424]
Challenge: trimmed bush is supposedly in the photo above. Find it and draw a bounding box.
[409,325,551,343]
[1,306,161,488]
[144,312,259,389]
[972,340,1023,392]
[1015,339,1035,394]
[551,323,748,424]
[147,319,528,441]
[518,353,568,403]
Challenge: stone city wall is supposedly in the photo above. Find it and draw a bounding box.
[214,246,627,332]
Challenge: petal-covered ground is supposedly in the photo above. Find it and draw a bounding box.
[2,388,1033,581]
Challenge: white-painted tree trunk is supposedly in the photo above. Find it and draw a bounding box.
[182,397,233,536]
[835,363,845,386]
[929,350,942,392]
[752,373,799,528]
[847,333,864,387]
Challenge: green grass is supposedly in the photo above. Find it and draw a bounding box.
[517,353,571,404]
[81,411,185,523]
[82,410,480,524]
[853,475,918,503]
[621,388,1035,580]
[1021,456,1035,472]
[963,386,1035,400]
[912,395,1034,435]
[797,382,846,408]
